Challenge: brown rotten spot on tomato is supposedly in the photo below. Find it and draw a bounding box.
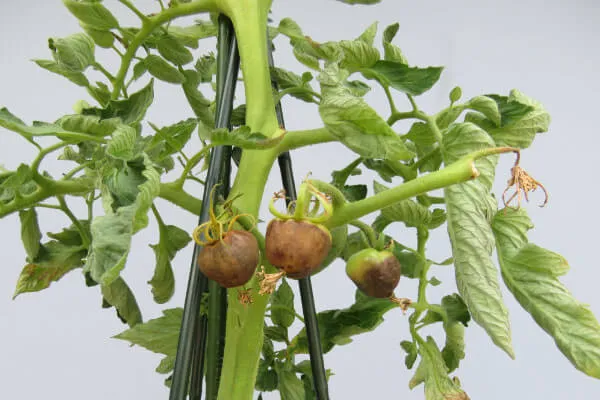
[259,181,333,294]
[192,186,259,289]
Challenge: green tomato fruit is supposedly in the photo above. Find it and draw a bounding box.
[345,248,401,298]
[265,219,332,279]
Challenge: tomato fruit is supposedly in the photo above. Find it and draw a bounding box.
[198,229,259,288]
[345,248,401,298]
[265,219,332,279]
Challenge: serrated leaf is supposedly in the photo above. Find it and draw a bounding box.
[256,359,279,392]
[167,20,217,44]
[182,70,214,126]
[55,114,120,137]
[264,325,289,343]
[357,22,378,45]
[208,126,283,149]
[271,279,295,328]
[144,55,185,84]
[442,122,513,357]
[466,96,501,127]
[401,340,418,369]
[493,208,600,379]
[270,66,317,103]
[102,276,142,326]
[63,0,119,30]
[100,80,154,125]
[441,322,465,373]
[80,23,114,48]
[364,61,442,96]
[19,208,42,261]
[114,307,181,353]
[275,362,305,400]
[195,53,216,82]
[13,224,87,298]
[149,224,191,304]
[466,90,550,149]
[374,181,431,227]
[157,34,194,65]
[147,118,197,160]
[441,294,471,326]
[409,337,469,400]
[33,59,89,86]
[49,33,95,72]
[107,125,137,160]
[85,204,135,286]
[319,66,413,160]
[382,22,408,64]
[338,39,380,71]
[291,290,396,354]
[0,164,38,204]
[342,184,367,202]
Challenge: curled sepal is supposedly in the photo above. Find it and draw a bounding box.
[268,180,333,224]
[257,266,285,295]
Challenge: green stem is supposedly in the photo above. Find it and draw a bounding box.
[57,196,91,248]
[276,127,336,153]
[423,114,443,143]
[332,156,363,186]
[319,146,518,228]
[348,220,378,249]
[158,182,202,213]
[382,84,398,115]
[92,62,115,83]
[111,0,219,99]
[118,0,150,22]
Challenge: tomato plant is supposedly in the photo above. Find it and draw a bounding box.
[1,1,599,399]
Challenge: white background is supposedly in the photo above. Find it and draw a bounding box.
[1,0,599,399]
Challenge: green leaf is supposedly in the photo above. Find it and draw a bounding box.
[466,95,501,127]
[106,125,138,160]
[493,208,600,379]
[374,181,432,227]
[102,276,142,326]
[55,114,120,137]
[271,278,295,328]
[149,224,191,304]
[144,55,186,84]
[382,23,408,64]
[319,65,414,161]
[63,0,119,30]
[400,340,418,369]
[80,23,114,48]
[357,22,378,45]
[291,290,396,354]
[13,224,87,298]
[148,118,197,160]
[157,34,194,65]
[0,164,38,204]
[19,208,42,262]
[264,325,289,343]
[33,59,89,86]
[256,359,279,392]
[114,307,182,354]
[342,184,367,202]
[466,90,550,148]
[85,204,135,286]
[182,70,214,125]
[270,67,317,103]
[344,79,371,96]
[167,20,217,45]
[207,126,283,149]
[195,53,216,82]
[338,39,380,71]
[275,361,305,400]
[99,80,154,125]
[442,122,514,357]
[49,33,95,72]
[441,322,465,373]
[441,294,470,326]
[364,61,443,96]
[409,337,469,400]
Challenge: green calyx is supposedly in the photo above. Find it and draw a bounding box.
[268,180,334,224]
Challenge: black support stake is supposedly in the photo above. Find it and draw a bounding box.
[170,14,239,400]
[269,42,331,400]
